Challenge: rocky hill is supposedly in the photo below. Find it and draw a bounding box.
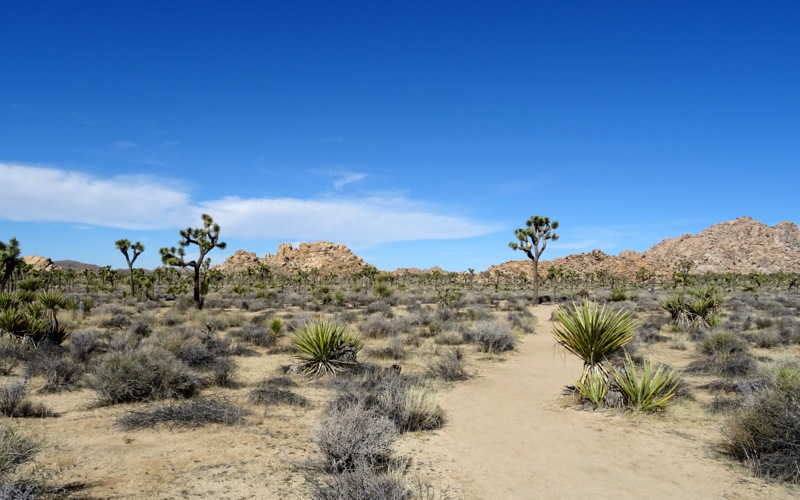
[216,242,367,276]
[643,217,800,274]
[486,249,671,280]
[488,217,800,279]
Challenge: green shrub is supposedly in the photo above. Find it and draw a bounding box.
[610,288,628,302]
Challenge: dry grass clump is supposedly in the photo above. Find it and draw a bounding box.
[426,348,469,381]
[369,337,406,360]
[116,397,246,430]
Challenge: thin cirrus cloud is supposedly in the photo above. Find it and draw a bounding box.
[0,163,498,243]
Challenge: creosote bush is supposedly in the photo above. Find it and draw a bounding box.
[463,320,517,353]
[724,362,800,482]
[313,402,398,473]
[88,346,203,405]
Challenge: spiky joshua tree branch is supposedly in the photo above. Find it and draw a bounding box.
[115,239,144,298]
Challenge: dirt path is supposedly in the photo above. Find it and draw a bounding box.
[401,305,796,500]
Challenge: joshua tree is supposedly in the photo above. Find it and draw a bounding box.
[160,214,226,310]
[509,215,559,304]
[0,238,23,292]
[115,239,145,297]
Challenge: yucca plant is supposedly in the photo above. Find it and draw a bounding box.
[610,353,678,411]
[552,300,636,383]
[291,320,362,376]
[574,371,609,409]
[661,286,723,331]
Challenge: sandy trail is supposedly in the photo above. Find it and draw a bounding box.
[402,305,794,500]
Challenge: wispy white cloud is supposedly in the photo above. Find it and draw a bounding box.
[0,163,498,244]
[110,140,138,150]
[313,167,368,190]
[0,163,193,230]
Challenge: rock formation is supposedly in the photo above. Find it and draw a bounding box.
[217,242,368,276]
[22,255,58,271]
[643,217,800,274]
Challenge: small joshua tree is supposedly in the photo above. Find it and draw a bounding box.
[0,238,22,292]
[160,214,226,310]
[509,215,559,304]
[115,239,144,298]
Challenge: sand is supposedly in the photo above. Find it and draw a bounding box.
[399,305,797,499]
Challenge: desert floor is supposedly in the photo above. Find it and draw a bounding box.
[13,303,800,499]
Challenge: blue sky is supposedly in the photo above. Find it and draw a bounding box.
[1,1,798,272]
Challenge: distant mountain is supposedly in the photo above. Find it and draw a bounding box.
[52,260,101,272]
[487,217,800,278]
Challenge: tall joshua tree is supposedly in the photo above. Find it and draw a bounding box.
[115,239,145,297]
[160,214,226,310]
[0,238,23,292]
[509,215,559,304]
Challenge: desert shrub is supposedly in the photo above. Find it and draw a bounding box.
[129,318,153,337]
[88,346,203,405]
[68,330,100,364]
[0,338,24,376]
[463,320,517,353]
[361,315,396,339]
[117,397,245,430]
[433,329,464,346]
[724,363,800,482]
[100,313,130,329]
[25,349,82,393]
[506,311,536,334]
[0,382,54,418]
[292,320,363,376]
[435,307,454,323]
[312,469,411,500]
[333,310,359,324]
[0,425,39,477]
[207,357,238,387]
[249,381,309,408]
[366,301,393,317]
[695,331,753,376]
[230,325,275,347]
[426,348,469,381]
[610,288,628,302]
[463,307,492,321]
[369,337,405,360]
[610,354,678,412]
[331,371,445,433]
[313,402,398,473]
